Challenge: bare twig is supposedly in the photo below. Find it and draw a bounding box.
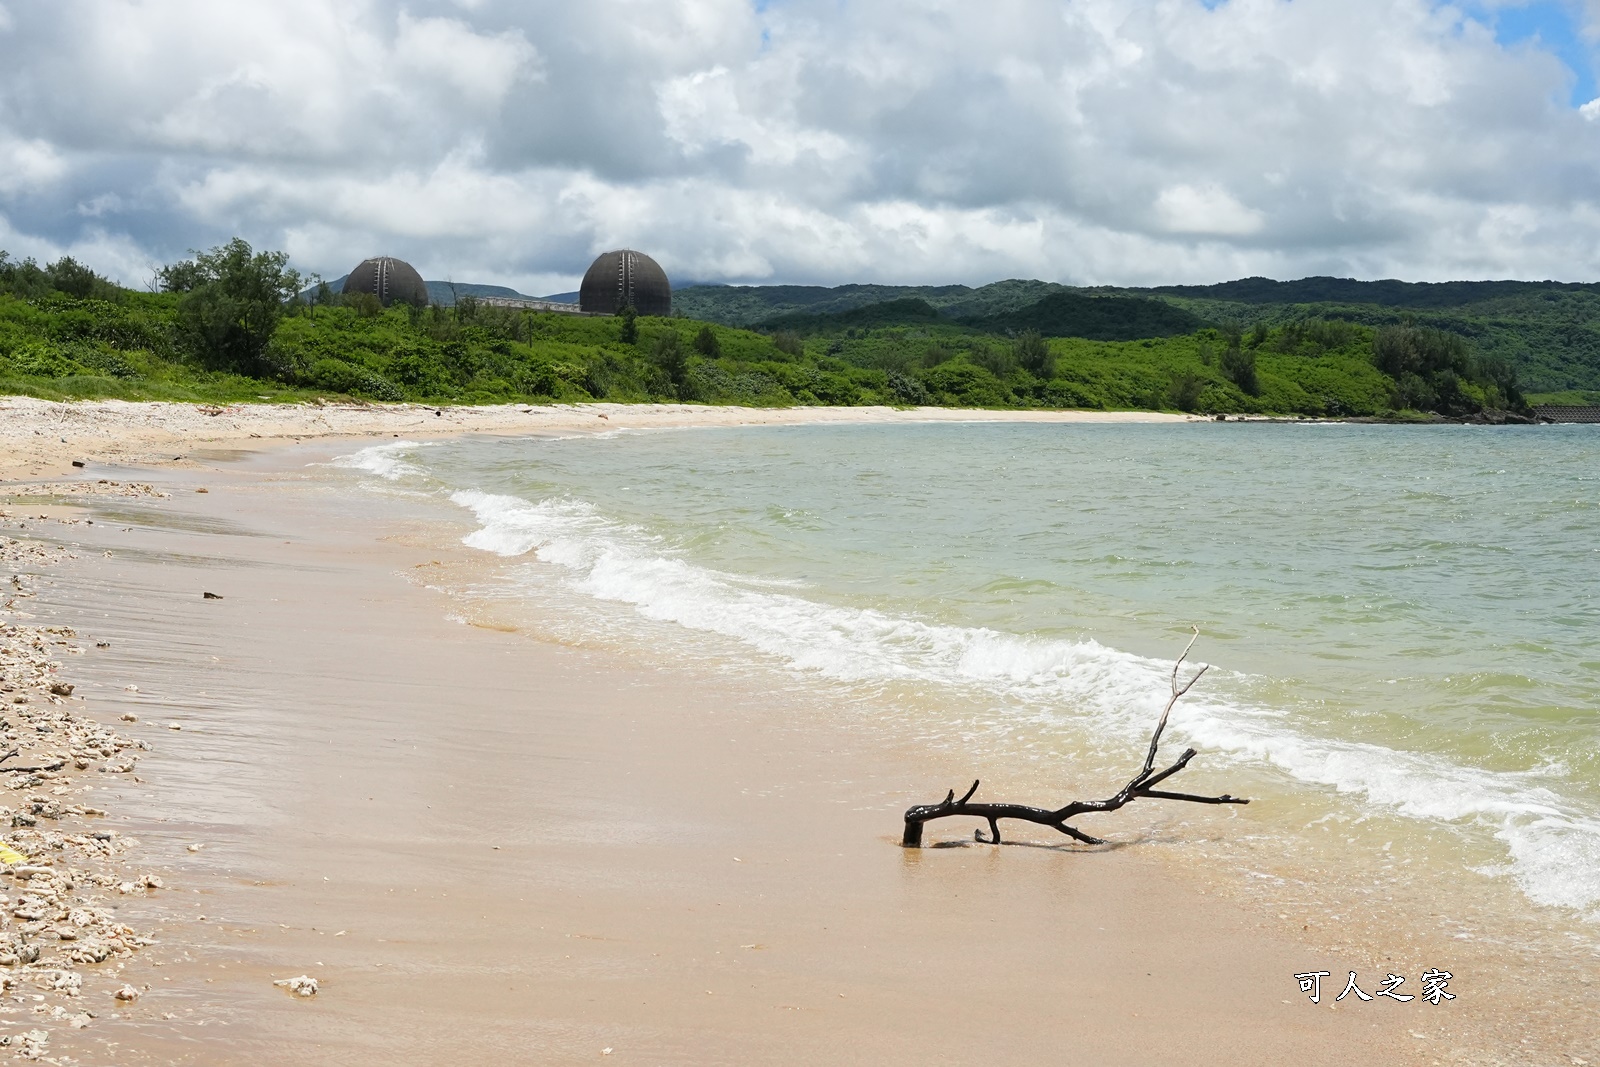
[902,628,1247,848]
[2,756,66,773]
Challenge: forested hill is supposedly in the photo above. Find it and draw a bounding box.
[1142,276,1600,307]
[302,276,555,307]
[672,279,1065,325]
[679,276,1600,393]
[0,241,1567,419]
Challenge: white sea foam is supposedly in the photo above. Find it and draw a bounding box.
[329,440,436,481]
[449,486,1600,918]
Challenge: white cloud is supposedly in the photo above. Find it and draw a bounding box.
[1,0,1599,292]
[0,214,158,284]
[657,65,854,166]
[0,136,66,194]
[394,14,540,103]
[1154,184,1267,237]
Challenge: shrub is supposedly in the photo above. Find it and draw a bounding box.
[693,324,721,357]
[773,331,804,357]
[306,358,402,401]
[1013,330,1055,378]
[1168,370,1205,412]
[970,341,1018,378]
[1221,343,1259,395]
[886,370,931,405]
[921,361,1010,407]
[650,331,693,399]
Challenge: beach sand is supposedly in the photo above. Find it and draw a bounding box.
[0,400,1586,1065]
[0,396,1200,483]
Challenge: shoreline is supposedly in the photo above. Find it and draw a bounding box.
[0,407,1590,1063]
[0,396,1200,483]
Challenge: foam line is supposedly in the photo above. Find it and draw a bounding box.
[445,484,1600,918]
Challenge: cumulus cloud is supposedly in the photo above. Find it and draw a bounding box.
[1,0,1598,291]
[0,135,67,195]
[1155,184,1267,237]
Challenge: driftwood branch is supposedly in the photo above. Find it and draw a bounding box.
[0,748,65,773]
[902,628,1248,848]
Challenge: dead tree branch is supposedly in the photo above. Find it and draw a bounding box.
[902,628,1248,848]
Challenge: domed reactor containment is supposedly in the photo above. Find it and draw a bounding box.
[342,257,430,307]
[579,250,671,316]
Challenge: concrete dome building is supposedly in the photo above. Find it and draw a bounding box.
[342,256,429,307]
[579,250,671,317]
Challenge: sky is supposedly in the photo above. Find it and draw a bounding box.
[2,0,1600,294]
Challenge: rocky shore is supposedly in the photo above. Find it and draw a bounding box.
[0,484,172,1061]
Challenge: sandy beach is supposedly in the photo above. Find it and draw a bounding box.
[0,400,1590,1066]
[0,397,1199,483]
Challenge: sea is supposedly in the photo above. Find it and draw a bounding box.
[331,420,1600,960]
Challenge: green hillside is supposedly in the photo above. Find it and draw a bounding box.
[961,291,1204,340]
[673,279,1062,325]
[681,275,1600,394]
[0,242,1536,419]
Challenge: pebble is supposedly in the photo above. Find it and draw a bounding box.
[273,975,319,998]
[1,526,161,1049]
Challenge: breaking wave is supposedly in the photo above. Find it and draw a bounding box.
[449,485,1600,919]
[327,440,437,481]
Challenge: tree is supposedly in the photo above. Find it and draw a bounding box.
[45,256,104,299]
[305,273,330,321]
[650,330,693,399]
[0,252,50,299]
[693,324,721,357]
[970,341,1018,378]
[1013,330,1055,378]
[1373,325,1468,381]
[1221,342,1259,395]
[1168,370,1204,412]
[1371,325,1520,416]
[618,304,639,344]
[160,239,301,376]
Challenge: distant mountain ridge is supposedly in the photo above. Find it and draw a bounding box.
[758,291,1204,343]
[673,279,1063,325]
[1140,275,1600,308]
[676,274,1600,392]
[302,275,575,307]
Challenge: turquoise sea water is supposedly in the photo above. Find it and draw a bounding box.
[337,422,1600,928]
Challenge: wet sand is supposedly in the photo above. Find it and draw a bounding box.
[1,414,1583,1065]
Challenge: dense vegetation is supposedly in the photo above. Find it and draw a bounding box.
[679,275,1600,396]
[673,279,1065,325]
[0,243,1535,418]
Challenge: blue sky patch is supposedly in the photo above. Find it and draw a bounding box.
[1469,1,1596,105]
